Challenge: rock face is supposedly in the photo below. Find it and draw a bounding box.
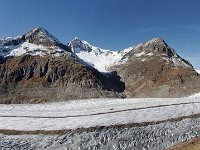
[24,27,69,50]
[0,54,125,104]
[111,38,200,97]
[68,37,93,53]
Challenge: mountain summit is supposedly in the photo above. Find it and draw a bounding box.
[0,27,70,57]
[24,27,62,47]
[68,37,93,53]
[121,38,193,69]
[111,38,200,98]
[68,38,131,72]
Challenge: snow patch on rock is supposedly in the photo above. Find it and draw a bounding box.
[196,70,200,74]
[6,42,65,57]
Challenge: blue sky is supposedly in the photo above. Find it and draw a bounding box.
[0,0,200,68]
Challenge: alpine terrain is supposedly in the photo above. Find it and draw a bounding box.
[0,27,200,150]
[68,37,200,98]
[111,38,200,97]
[0,27,199,103]
[0,27,125,104]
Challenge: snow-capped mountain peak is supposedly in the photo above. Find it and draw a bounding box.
[24,27,62,46]
[146,37,165,44]
[0,27,70,57]
[68,37,94,53]
[68,37,132,72]
[73,37,80,40]
[121,38,193,69]
[69,37,192,73]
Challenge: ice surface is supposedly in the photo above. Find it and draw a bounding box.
[1,117,200,150]
[135,51,145,57]
[0,95,200,131]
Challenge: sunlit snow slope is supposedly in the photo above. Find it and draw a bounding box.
[68,37,132,72]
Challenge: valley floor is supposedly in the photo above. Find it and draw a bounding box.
[1,94,200,149]
[0,95,200,130]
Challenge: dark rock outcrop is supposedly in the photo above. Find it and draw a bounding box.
[68,37,93,53]
[0,54,125,104]
[24,27,70,51]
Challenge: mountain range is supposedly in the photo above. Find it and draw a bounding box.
[0,27,199,103]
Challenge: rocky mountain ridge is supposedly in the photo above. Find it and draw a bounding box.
[0,27,70,57]
[121,38,193,69]
[0,27,199,103]
[0,28,125,103]
[111,38,200,97]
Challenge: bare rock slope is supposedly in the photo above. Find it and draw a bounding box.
[0,54,125,103]
[111,38,200,97]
